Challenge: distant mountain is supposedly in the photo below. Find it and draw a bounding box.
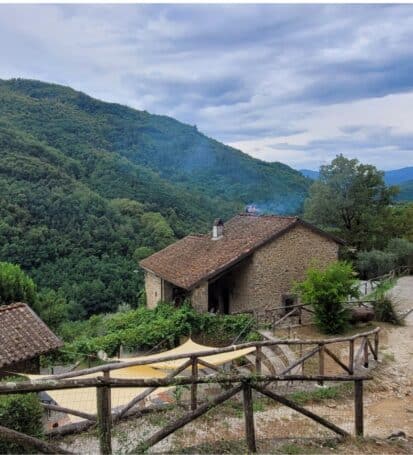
[0,78,310,316]
[299,166,413,189]
[299,169,319,180]
[383,167,413,185]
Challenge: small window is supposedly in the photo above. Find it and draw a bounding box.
[282,294,297,315]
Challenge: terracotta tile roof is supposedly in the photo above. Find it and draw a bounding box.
[140,214,343,290]
[0,303,63,369]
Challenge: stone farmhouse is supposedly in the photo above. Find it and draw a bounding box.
[0,302,63,376]
[140,213,344,314]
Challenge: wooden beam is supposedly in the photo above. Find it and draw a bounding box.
[363,338,369,368]
[272,308,299,328]
[255,346,262,376]
[374,332,379,361]
[354,338,366,368]
[96,371,112,455]
[0,374,372,395]
[38,328,380,381]
[191,357,198,411]
[318,344,325,386]
[242,383,257,452]
[354,380,364,437]
[349,340,354,374]
[135,385,243,452]
[41,403,96,422]
[252,385,349,438]
[324,347,352,375]
[197,358,221,372]
[278,346,320,376]
[0,425,73,454]
[114,358,192,421]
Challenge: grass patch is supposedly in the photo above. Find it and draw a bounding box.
[288,383,352,406]
[278,443,303,454]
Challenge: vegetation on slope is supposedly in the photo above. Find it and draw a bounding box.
[0,78,310,317]
[0,78,309,212]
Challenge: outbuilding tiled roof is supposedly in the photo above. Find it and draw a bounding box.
[140,214,343,290]
[0,303,63,369]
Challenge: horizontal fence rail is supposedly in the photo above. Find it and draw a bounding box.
[0,327,380,454]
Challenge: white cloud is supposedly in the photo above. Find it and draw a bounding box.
[0,4,413,170]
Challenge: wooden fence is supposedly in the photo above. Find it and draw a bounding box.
[0,327,380,454]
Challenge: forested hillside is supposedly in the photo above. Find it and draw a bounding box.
[0,78,309,317]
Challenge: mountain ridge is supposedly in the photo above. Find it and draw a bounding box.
[299,167,413,188]
[0,78,310,316]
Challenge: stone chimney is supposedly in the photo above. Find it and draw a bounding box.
[212,218,224,240]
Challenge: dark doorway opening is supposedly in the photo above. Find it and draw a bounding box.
[208,275,232,314]
[282,294,297,315]
[172,287,189,307]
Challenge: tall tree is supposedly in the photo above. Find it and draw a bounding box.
[0,261,36,306]
[304,155,398,249]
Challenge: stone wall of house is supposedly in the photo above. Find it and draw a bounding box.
[145,271,162,309]
[145,272,175,309]
[190,281,208,313]
[229,224,339,314]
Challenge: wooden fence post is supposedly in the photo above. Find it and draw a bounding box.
[318,344,325,386]
[255,346,262,375]
[363,337,369,368]
[349,340,354,374]
[97,372,112,455]
[374,332,379,361]
[354,380,364,437]
[191,356,198,411]
[242,382,257,453]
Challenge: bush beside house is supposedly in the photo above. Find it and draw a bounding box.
[0,377,44,453]
[295,261,359,334]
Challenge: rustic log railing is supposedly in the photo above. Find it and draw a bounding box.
[0,328,380,453]
[0,373,371,454]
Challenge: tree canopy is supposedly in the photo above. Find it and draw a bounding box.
[304,155,398,250]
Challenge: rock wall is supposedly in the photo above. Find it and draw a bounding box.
[229,224,339,314]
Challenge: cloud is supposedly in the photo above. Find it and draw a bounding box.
[0,4,413,169]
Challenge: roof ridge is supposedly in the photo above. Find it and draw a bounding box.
[0,302,26,312]
[237,213,298,219]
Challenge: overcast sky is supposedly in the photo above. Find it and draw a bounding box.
[1,4,413,170]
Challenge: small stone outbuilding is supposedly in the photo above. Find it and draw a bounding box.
[140,213,344,314]
[0,302,63,376]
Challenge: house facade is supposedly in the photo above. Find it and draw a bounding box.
[0,302,63,376]
[140,214,343,315]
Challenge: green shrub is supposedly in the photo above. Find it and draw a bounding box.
[356,250,397,279]
[294,261,359,334]
[0,262,36,306]
[371,280,400,325]
[356,238,413,279]
[0,377,44,453]
[385,238,413,267]
[59,303,255,360]
[373,296,400,325]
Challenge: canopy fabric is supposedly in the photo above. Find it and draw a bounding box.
[114,338,255,369]
[26,365,169,423]
[24,339,253,424]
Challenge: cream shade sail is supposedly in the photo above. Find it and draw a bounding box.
[114,338,255,369]
[25,339,253,423]
[26,365,168,423]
